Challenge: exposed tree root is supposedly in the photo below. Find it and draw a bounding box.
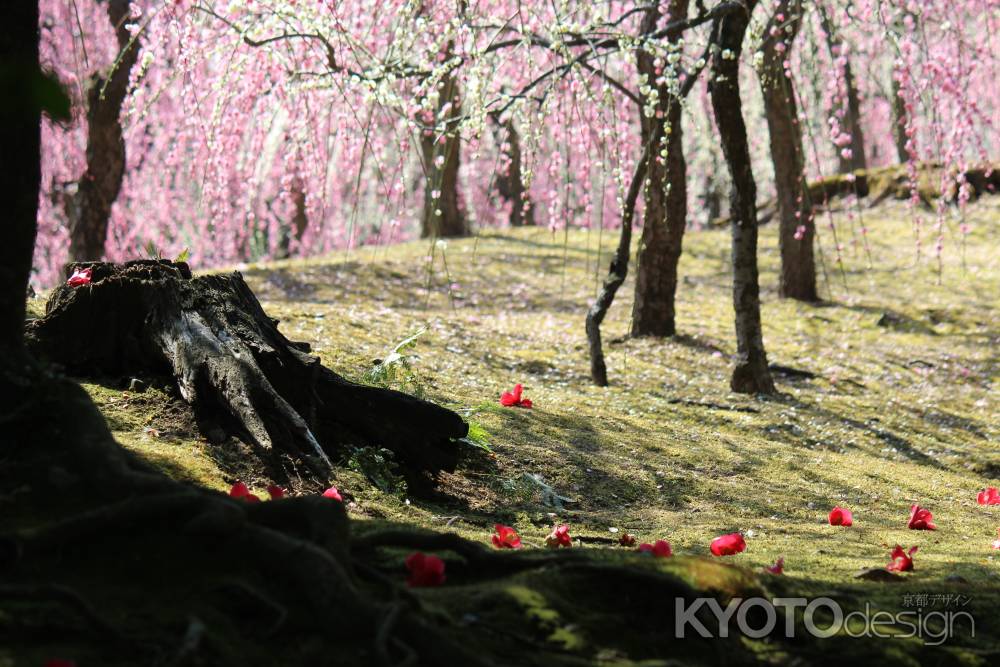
[25,260,467,488]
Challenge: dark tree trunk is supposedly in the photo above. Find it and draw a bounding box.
[65,0,140,262]
[277,179,309,258]
[0,2,41,351]
[709,0,777,395]
[26,261,467,486]
[421,65,467,238]
[759,0,818,302]
[489,114,535,226]
[630,0,690,337]
[891,75,910,164]
[818,4,867,173]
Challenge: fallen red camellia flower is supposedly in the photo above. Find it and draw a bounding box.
[618,533,637,547]
[491,524,522,549]
[978,487,1000,505]
[229,481,261,503]
[710,532,746,556]
[267,485,285,500]
[764,557,784,575]
[886,545,917,572]
[546,524,572,548]
[828,506,854,526]
[638,539,672,558]
[322,486,343,501]
[500,383,532,408]
[405,552,446,587]
[66,267,92,287]
[907,504,936,530]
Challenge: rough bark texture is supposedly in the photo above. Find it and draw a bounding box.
[586,131,655,386]
[421,64,467,238]
[708,0,777,395]
[759,0,818,302]
[25,261,467,486]
[0,2,41,350]
[818,4,867,173]
[630,0,690,337]
[891,75,910,164]
[490,114,535,226]
[65,0,139,262]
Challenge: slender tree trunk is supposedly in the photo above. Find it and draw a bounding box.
[65,0,140,261]
[277,179,309,258]
[759,0,818,302]
[890,75,910,164]
[709,0,776,395]
[421,65,467,238]
[818,4,867,173]
[489,114,535,226]
[630,0,690,337]
[0,2,41,350]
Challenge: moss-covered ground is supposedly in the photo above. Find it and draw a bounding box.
[21,196,1000,663]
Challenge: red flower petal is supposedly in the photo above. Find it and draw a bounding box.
[545,524,572,548]
[765,557,784,575]
[500,383,532,408]
[267,485,285,500]
[491,524,522,549]
[907,504,936,530]
[710,533,746,556]
[886,545,917,572]
[66,267,92,287]
[229,481,249,498]
[405,552,446,587]
[638,539,672,558]
[519,398,533,409]
[978,487,1000,505]
[618,533,637,547]
[322,486,343,501]
[828,506,854,526]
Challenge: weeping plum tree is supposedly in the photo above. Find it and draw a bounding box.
[65,0,140,262]
[817,2,867,173]
[420,47,468,238]
[630,0,691,337]
[709,0,776,394]
[757,0,818,302]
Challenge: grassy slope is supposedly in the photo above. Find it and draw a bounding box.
[56,197,1000,659]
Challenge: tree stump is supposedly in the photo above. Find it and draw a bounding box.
[25,260,467,485]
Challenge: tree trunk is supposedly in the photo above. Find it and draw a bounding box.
[65,0,140,262]
[0,2,40,351]
[490,114,535,226]
[890,75,910,164]
[25,261,468,486]
[818,4,867,173]
[421,66,467,238]
[709,0,777,395]
[630,0,690,337]
[759,0,818,302]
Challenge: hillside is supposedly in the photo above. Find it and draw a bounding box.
[32,197,1000,662]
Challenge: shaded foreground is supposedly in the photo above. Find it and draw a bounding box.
[4,197,1000,665]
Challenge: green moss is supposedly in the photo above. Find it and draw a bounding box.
[62,197,1000,657]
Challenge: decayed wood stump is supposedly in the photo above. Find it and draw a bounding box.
[25,260,467,485]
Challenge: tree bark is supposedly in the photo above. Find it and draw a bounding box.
[65,0,140,262]
[0,2,41,351]
[630,0,690,337]
[421,60,467,238]
[818,4,867,173]
[26,261,468,486]
[890,75,910,164]
[758,0,818,302]
[489,114,535,226]
[709,0,777,395]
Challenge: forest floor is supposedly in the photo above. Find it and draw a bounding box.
[28,196,1000,662]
